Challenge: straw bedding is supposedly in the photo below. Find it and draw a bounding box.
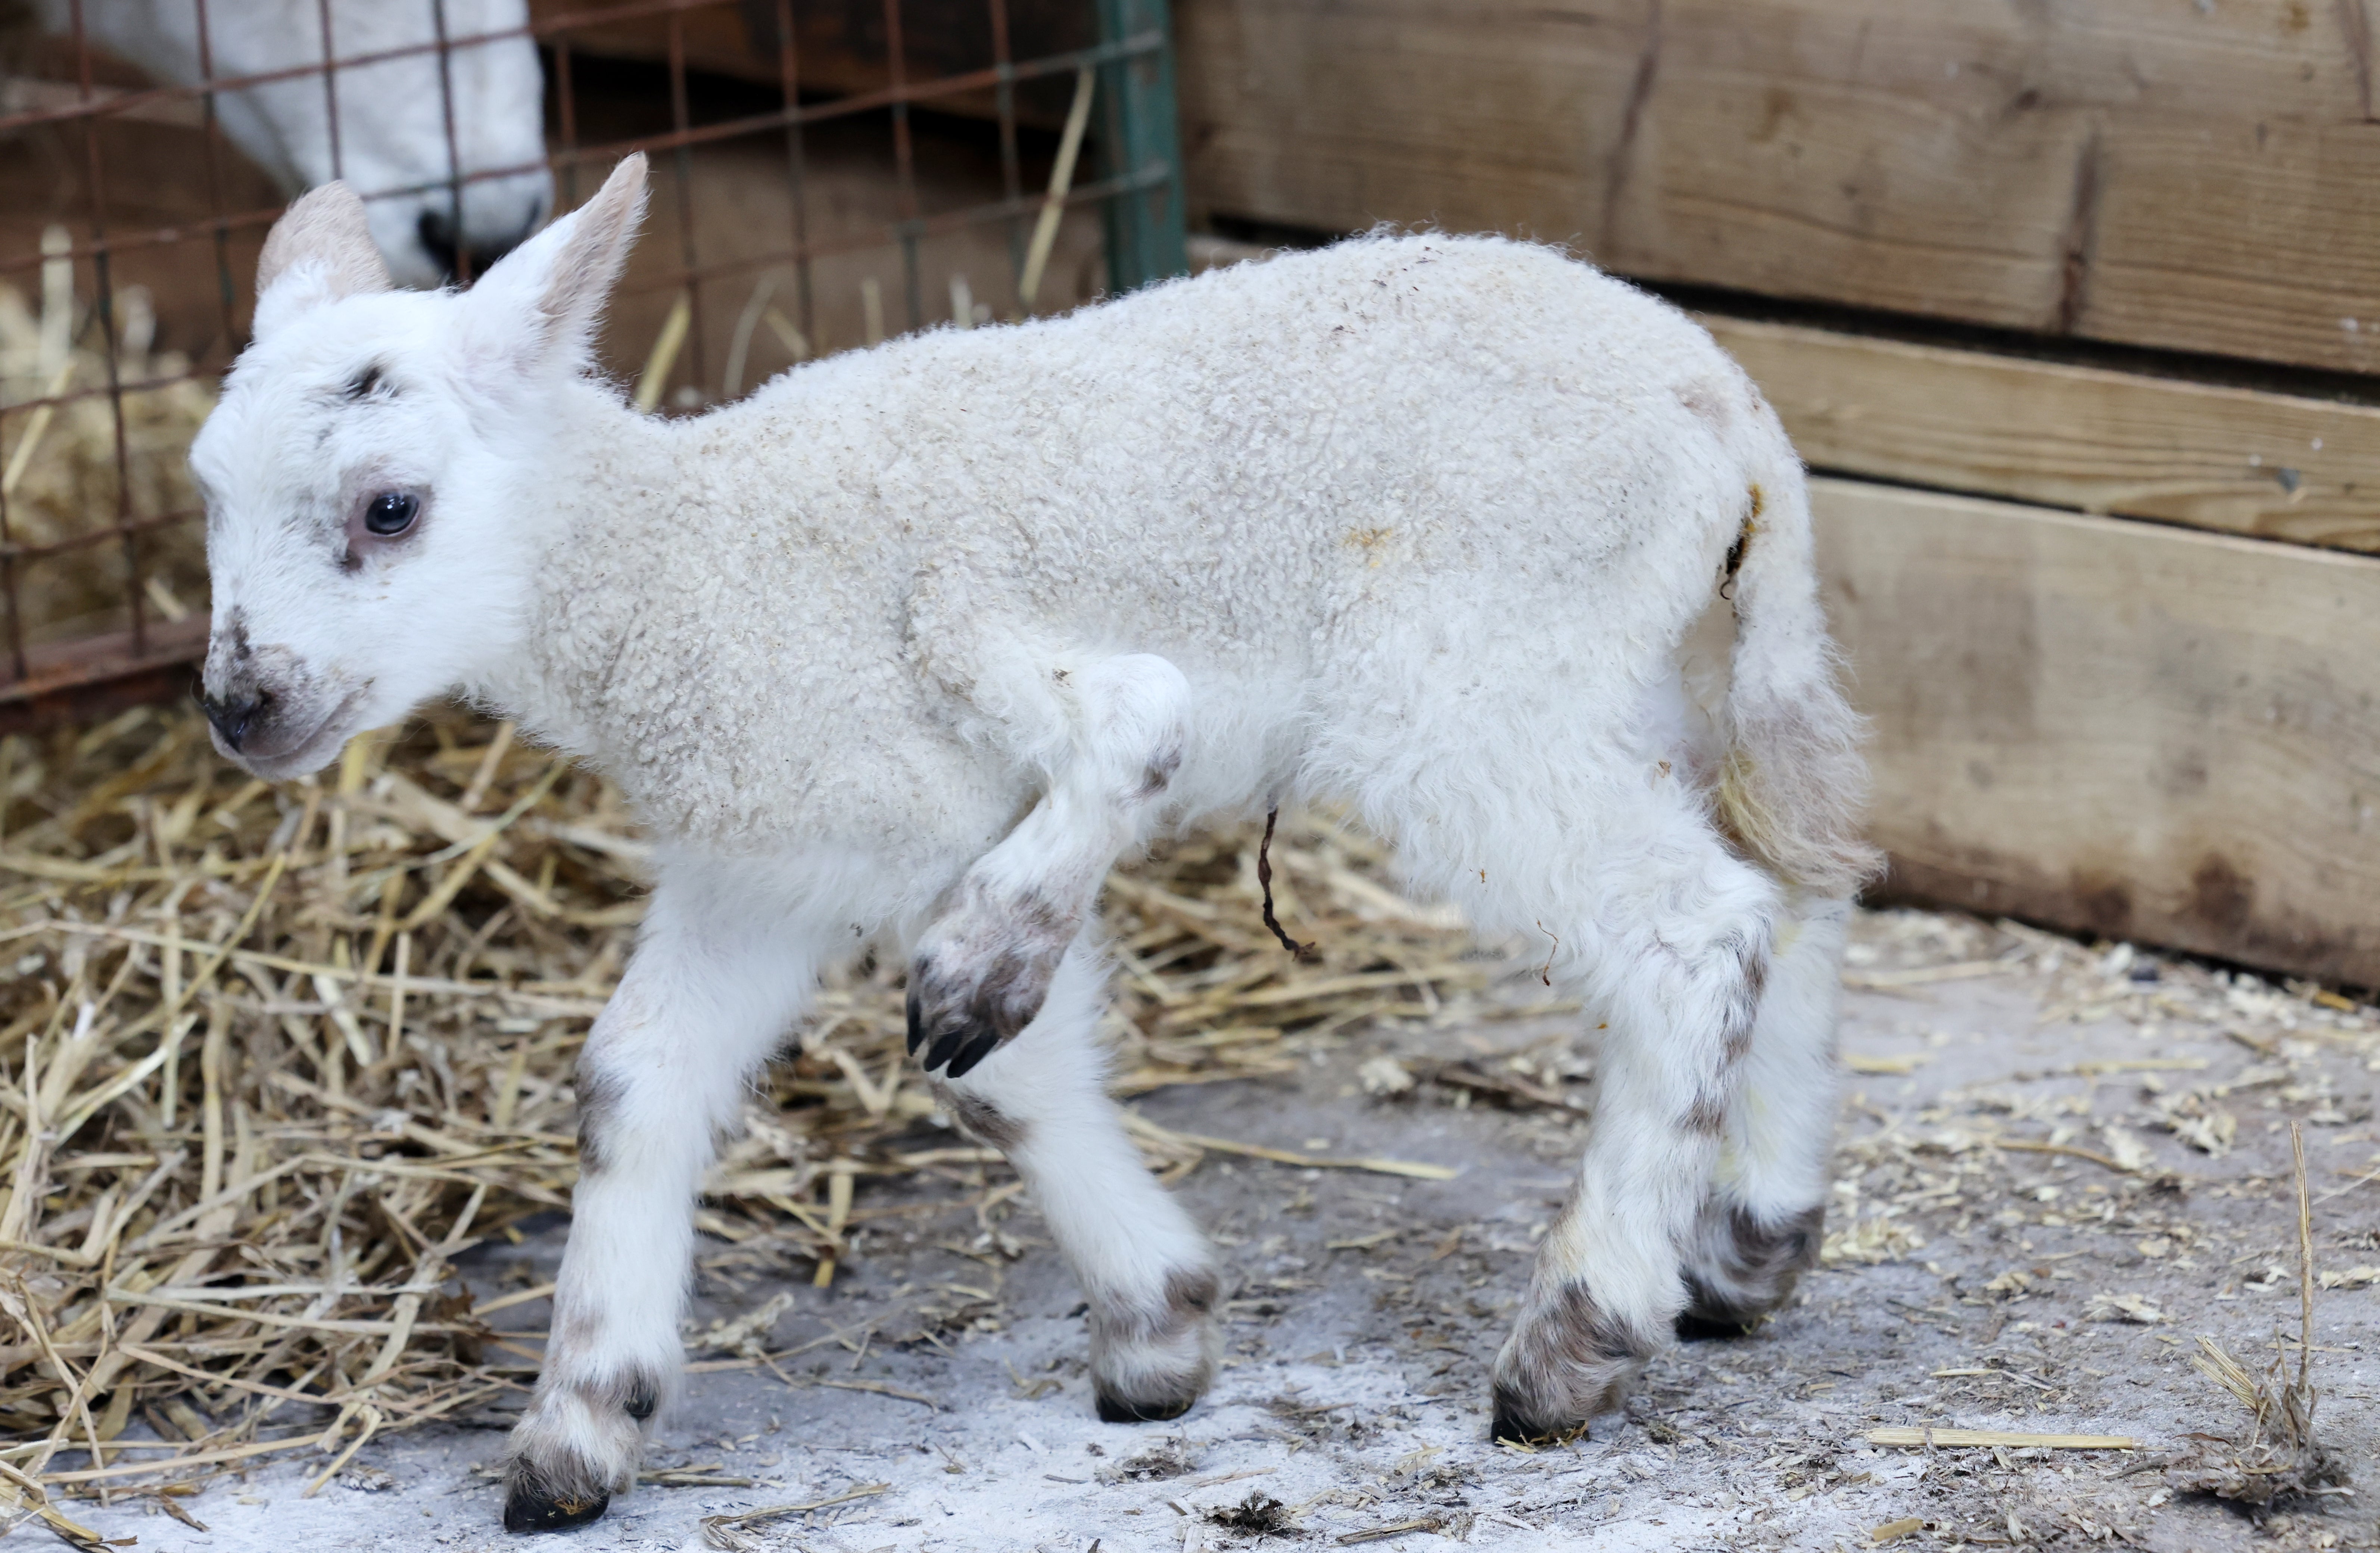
[0,701,1520,1519]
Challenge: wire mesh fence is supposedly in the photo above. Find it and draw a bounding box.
[0,0,1187,732]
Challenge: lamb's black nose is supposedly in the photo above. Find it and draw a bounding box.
[200,689,264,752]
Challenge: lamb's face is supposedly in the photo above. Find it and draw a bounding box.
[191,293,521,779]
[192,158,648,780]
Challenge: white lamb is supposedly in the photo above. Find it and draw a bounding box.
[190,154,1876,1532]
[28,0,549,284]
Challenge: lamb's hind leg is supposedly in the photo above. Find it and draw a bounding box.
[933,936,1220,1421]
[908,651,1188,1078]
[503,885,823,1532]
[1675,895,1849,1338]
[1486,821,1778,1444]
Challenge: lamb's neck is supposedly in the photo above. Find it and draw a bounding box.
[471,380,704,761]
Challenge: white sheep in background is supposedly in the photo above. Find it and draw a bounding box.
[28,0,549,284]
[190,154,1876,1532]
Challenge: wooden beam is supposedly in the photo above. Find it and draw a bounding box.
[1812,477,2380,986]
[1705,318,2380,554]
[0,617,209,738]
[1177,0,2380,372]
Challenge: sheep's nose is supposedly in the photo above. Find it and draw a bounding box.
[418,204,540,282]
[199,688,265,752]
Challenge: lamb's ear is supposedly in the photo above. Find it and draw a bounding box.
[466,153,648,373]
[252,183,392,338]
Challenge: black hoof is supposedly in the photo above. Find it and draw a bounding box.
[1673,1310,1757,1342]
[504,1482,610,1534]
[915,1012,1002,1078]
[910,972,996,1076]
[1096,1391,1196,1423]
[1489,1397,1586,1448]
[940,1028,1002,1079]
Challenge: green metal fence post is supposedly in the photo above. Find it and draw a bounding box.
[1096,0,1190,293]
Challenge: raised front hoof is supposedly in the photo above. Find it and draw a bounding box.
[905,975,1020,1079]
[1096,1390,1197,1424]
[503,1482,610,1534]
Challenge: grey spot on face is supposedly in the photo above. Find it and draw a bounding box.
[199,616,329,765]
[1683,1091,1728,1135]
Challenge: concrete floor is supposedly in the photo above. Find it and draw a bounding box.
[51,908,2380,1552]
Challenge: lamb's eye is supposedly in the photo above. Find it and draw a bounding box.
[364,491,419,536]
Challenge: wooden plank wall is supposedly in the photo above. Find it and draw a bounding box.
[1176,0,2380,374]
[1816,482,2380,987]
[1174,1,2380,983]
[1705,321,2380,556]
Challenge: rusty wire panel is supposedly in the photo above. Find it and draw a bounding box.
[0,0,1186,732]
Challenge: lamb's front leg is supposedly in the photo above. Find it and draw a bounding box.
[503,890,822,1532]
[937,939,1221,1420]
[907,651,1189,1077]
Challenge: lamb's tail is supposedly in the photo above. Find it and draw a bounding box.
[1712,441,1883,899]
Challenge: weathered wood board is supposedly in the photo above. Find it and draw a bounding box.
[1813,477,2380,986]
[1706,318,2380,555]
[1176,0,2380,373]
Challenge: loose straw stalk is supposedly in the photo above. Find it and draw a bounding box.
[1017,68,1097,311]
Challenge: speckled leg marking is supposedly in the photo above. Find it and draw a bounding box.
[1675,1205,1826,1338]
[1676,898,1848,1339]
[1486,837,1776,1446]
[1089,1265,1221,1422]
[908,877,1078,1079]
[910,653,1187,1079]
[502,1373,657,1532]
[503,886,823,1533]
[932,939,1221,1422]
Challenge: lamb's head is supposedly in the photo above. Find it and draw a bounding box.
[191,156,649,779]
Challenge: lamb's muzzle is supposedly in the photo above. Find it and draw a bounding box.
[193,151,1876,1531]
[195,688,265,754]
